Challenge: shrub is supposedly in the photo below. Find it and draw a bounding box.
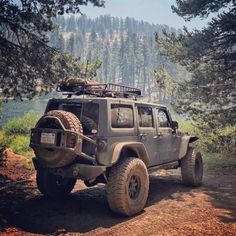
[9,135,31,157]
[0,112,39,160]
[3,112,40,135]
[0,130,13,148]
[203,125,236,154]
[179,119,236,157]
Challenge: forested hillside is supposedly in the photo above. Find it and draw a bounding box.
[49,15,188,101]
[0,15,188,126]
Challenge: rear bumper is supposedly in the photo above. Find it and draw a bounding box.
[33,158,106,180]
[30,128,97,164]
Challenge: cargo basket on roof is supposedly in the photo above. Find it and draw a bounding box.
[57,81,141,99]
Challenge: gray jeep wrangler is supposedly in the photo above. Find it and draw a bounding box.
[30,83,203,216]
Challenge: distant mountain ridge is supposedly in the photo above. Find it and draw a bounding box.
[49,15,187,101]
[1,16,188,126]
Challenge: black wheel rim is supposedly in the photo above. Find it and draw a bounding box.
[128,175,141,200]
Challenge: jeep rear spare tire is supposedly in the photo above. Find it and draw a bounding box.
[107,157,149,216]
[33,110,83,168]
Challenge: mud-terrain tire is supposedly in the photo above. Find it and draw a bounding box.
[34,110,83,168]
[80,116,97,134]
[181,147,203,187]
[36,170,76,197]
[107,157,149,216]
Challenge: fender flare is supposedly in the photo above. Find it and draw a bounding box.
[178,135,199,159]
[111,142,150,166]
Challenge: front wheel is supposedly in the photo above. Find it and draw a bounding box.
[107,157,149,216]
[36,170,76,197]
[181,147,203,187]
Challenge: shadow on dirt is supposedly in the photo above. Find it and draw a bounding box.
[0,176,35,215]
[205,187,236,223]
[6,174,190,235]
[11,187,117,234]
[201,168,236,224]
[1,169,236,235]
[0,175,35,232]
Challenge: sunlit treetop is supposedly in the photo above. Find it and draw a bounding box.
[0,0,105,99]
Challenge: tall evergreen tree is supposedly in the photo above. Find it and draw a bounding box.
[156,0,236,129]
[67,34,75,54]
[0,0,104,99]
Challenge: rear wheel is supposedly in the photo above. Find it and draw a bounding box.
[107,157,149,216]
[181,147,203,187]
[36,170,76,197]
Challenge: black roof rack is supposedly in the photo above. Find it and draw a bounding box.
[56,82,141,99]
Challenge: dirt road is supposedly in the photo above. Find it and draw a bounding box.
[0,152,236,236]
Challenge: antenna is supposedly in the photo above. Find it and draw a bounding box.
[85,59,89,79]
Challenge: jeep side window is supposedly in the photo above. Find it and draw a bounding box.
[157,109,170,127]
[111,104,134,128]
[138,106,154,127]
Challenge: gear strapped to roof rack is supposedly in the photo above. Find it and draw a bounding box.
[56,82,141,99]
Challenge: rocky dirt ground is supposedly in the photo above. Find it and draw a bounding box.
[0,149,236,236]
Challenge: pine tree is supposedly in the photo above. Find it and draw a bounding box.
[0,0,104,99]
[156,0,236,128]
[67,34,75,54]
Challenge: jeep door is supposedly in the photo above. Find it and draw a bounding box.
[155,108,181,163]
[136,105,160,166]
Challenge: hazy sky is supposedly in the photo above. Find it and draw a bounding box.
[80,0,211,30]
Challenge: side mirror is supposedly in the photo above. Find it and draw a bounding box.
[172,121,178,130]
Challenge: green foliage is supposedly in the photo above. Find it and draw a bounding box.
[156,1,236,128]
[203,153,236,169]
[171,0,232,20]
[154,65,178,97]
[202,125,236,154]
[8,135,31,157]
[3,112,40,136]
[79,59,103,79]
[179,120,236,157]
[0,112,40,158]
[0,0,104,99]
[0,131,33,159]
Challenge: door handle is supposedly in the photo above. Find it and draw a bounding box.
[139,133,147,141]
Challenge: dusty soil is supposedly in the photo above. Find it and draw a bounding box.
[0,150,236,236]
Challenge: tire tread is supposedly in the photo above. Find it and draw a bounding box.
[107,157,149,216]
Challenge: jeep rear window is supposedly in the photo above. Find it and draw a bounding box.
[111,104,134,128]
[46,101,99,129]
[137,106,154,127]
